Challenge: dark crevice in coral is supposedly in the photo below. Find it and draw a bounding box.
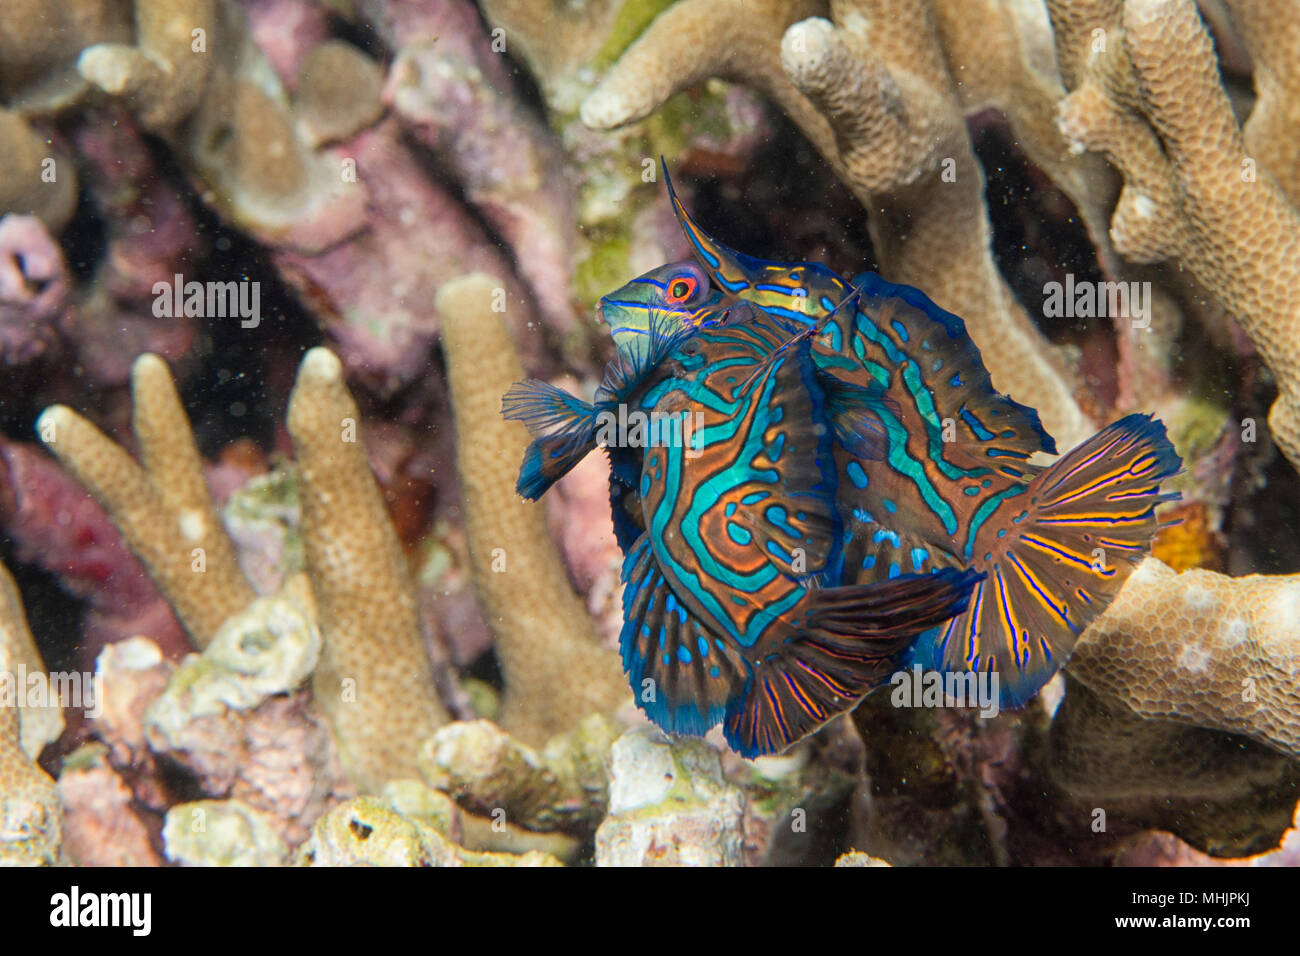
[57,179,108,284]
[330,14,391,62]
[463,5,548,119]
[461,645,505,694]
[175,208,323,459]
[972,112,1107,342]
[683,113,877,282]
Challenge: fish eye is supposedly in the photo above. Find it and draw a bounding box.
[665,274,699,304]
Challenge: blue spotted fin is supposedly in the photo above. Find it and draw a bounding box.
[620,535,748,735]
[724,567,984,758]
[910,413,1182,707]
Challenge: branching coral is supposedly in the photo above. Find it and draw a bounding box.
[0,559,62,866]
[39,350,448,793]
[38,355,257,648]
[1070,557,1300,759]
[1051,0,1300,473]
[437,273,629,745]
[1226,0,1300,207]
[287,347,449,790]
[77,0,215,130]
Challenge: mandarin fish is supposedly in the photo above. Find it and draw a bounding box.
[504,168,1181,752]
[658,166,1183,708]
[506,297,981,756]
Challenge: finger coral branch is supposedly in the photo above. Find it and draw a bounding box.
[0,559,61,866]
[580,0,828,143]
[287,347,449,791]
[37,355,255,647]
[437,273,628,745]
[1072,557,1300,759]
[1053,0,1300,472]
[77,0,216,131]
[1223,0,1300,206]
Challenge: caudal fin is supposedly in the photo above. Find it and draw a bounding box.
[912,413,1182,707]
[724,567,983,757]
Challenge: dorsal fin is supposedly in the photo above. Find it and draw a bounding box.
[663,161,844,323]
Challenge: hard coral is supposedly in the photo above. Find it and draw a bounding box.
[438,273,629,746]
[39,350,449,793]
[287,347,449,790]
[38,354,257,648]
[0,559,62,866]
[1071,557,1300,759]
[1052,0,1300,474]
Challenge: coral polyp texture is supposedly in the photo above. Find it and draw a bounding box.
[0,0,1296,870]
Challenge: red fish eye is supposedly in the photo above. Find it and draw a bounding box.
[666,275,698,303]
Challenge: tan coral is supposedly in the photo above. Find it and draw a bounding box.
[38,354,256,648]
[437,273,628,745]
[583,0,1091,449]
[1052,0,1300,473]
[1071,557,1300,759]
[1225,0,1300,206]
[40,350,448,792]
[478,0,628,103]
[287,347,449,792]
[76,0,216,131]
[0,559,61,865]
[579,0,828,141]
[0,109,79,232]
[295,40,385,147]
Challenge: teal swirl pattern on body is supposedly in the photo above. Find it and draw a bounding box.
[501,166,1181,755]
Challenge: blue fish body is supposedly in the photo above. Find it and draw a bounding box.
[661,168,1182,710]
[507,294,981,756]
[501,168,1182,754]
